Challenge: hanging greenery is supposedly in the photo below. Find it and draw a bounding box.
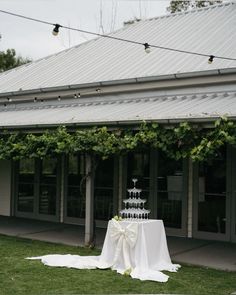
[0,117,235,161]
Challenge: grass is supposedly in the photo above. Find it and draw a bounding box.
[0,234,235,295]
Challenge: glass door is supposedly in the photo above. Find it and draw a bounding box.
[193,147,230,241]
[15,157,60,221]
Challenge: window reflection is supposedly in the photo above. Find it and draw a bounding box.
[39,158,57,215]
[17,159,35,213]
[198,148,226,234]
[157,152,182,228]
[127,152,150,204]
[66,154,86,218]
[95,158,114,221]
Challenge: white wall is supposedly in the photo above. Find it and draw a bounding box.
[0,160,11,216]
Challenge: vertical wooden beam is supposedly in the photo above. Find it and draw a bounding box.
[0,160,12,216]
[118,155,127,213]
[118,156,124,212]
[150,149,158,219]
[85,154,95,246]
[112,156,119,216]
[187,158,193,238]
[59,155,65,223]
[11,160,16,217]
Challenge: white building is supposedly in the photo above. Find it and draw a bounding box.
[0,2,235,244]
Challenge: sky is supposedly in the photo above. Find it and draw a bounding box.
[0,0,170,61]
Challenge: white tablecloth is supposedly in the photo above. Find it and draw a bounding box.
[27,219,180,282]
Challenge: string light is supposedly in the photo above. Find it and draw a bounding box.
[208,55,215,64]
[74,93,81,98]
[0,9,235,63]
[144,43,151,54]
[52,24,61,36]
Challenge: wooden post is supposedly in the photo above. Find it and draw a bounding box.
[187,158,193,238]
[118,156,123,212]
[59,155,65,223]
[85,154,95,246]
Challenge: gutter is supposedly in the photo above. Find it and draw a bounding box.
[1,116,236,131]
[0,68,235,99]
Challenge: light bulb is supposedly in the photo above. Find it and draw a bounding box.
[52,24,61,36]
[208,55,215,64]
[144,43,151,54]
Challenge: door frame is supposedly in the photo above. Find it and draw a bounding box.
[192,146,231,241]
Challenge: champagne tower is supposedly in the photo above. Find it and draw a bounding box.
[120,178,150,220]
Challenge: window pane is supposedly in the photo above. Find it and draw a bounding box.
[127,152,149,189]
[126,152,150,203]
[67,154,86,218]
[95,158,114,220]
[39,184,57,215]
[17,159,35,213]
[41,158,57,184]
[198,148,226,233]
[39,158,58,215]
[19,158,34,182]
[157,152,183,228]
[17,183,34,212]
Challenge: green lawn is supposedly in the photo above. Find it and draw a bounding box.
[0,234,235,295]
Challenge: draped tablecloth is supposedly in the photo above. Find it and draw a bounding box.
[27,219,180,282]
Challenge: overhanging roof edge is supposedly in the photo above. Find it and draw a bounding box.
[0,67,235,98]
[2,116,236,131]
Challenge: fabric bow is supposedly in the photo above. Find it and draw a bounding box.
[109,220,138,270]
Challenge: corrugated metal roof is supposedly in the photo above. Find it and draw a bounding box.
[0,2,235,95]
[0,90,236,127]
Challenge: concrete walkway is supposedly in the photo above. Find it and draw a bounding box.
[0,216,236,271]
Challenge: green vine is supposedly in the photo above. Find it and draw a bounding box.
[0,117,235,161]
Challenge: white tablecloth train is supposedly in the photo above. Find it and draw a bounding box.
[27,219,180,282]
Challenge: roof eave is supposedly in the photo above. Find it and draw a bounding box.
[0,67,236,98]
[2,115,236,131]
